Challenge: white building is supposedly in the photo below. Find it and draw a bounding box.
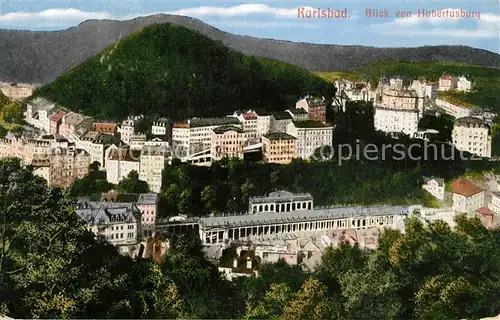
[452,117,491,158]
[425,83,438,100]
[25,98,56,131]
[171,117,242,157]
[75,200,142,257]
[452,179,484,213]
[374,107,419,136]
[105,147,141,185]
[139,145,167,193]
[228,111,259,142]
[488,192,500,215]
[457,76,473,92]
[438,74,456,91]
[249,190,313,214]
[389,77,403,88]
[211,125,246,161]
[257,113,273,137]
[435,98,472,119]
[422,176,445,200]
[75,131,115,167]
[119,118,136,145]
[286,108,308,121]
[151,118,169,136]
[129,133,147,150]
[286,121,334,159]
[271,111,293,133]
[413,129,439,141]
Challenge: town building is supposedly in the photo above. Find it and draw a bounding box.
[59,112,91,141]
[286,108,308,121]
[457,76,473,92]
[422,176,445,200]
[137,193,159,237]
[49,112,66,134]
[0,82,38,100]
[75,131,115,166]
[171,117,242,156]
[296,96,327,123]
[211,125,246,161]
[374,86,419,136]
[228,111,259,142]
[25,97,56,131]
[93,122,117,135]
[139,145,167,193]
[413,129,439,141]
[257,113,273,137]
[105,147,141,184]
[435,98,473,118]
[286,121,334,159]
[144,137,169,148]
[425,83,438,100]
[476,207,498,229]
[262,132,297,164]
[75,199,143,256]
[389,77,403,88]
[452,178,484,213]
[249,190,313,214]
[151,118,170,137]
[438,73,456,91]
[271,111,293,133]
[129,133,147,150]
[218,250,260,280]
[118,118,136,145]
[452,117,491,158]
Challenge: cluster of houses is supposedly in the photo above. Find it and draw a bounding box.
[335,74,493,159]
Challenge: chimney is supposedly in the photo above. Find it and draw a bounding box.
[246,257,252,269]
[233,258,238,268]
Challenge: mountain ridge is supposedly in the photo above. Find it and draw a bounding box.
[0,14,499,83]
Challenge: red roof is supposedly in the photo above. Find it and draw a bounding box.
[243,113,257,120]
[477,207,494,216]
[173,122,189,128]
[476,207,497,229]
[50,112,65,122]
[451,179,482,197]
[440,74,453,80]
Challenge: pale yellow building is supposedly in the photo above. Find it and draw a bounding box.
[262,132,297,164]
[211,125,246,160]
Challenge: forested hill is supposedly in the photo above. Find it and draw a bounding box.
[35,23,333,121]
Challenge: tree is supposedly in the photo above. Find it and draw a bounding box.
[201,185,217,214]
[178,189,192,214]
[117,170,149,194]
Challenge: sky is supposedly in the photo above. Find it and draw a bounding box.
[0,1,499,53]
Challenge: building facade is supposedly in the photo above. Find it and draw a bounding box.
[438,74,456,91]
[211,125,246,160]
[457,76,473,92]
[422,176,445,200]
[452,179,484,213]
[374,107,419,136]
[286,121,334,159]
[296,96,327,123]
[105,147,141,184]
[262,132,297,164]
[435,99,472,118]
[139,145,167,193]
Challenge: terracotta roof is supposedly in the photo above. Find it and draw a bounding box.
[50,111,65,122]
[451,179,482,197]
[173,122,189,128]
[440,74,453,80]
[476,207,498,229]
[93,122,117,133]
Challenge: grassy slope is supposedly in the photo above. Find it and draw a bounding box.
[317,61,500,111]
[35,23,333,121]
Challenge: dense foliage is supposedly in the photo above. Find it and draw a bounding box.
[0,92,23,137]
[318,61,500,111]
[1,158,500,319]
[35,23,334,121]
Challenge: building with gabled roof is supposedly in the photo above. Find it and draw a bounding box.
[105,147,141,184]
[286,121,334,159]
[452,178,484,213]
[211,125,246,161]
[422,176,445,200]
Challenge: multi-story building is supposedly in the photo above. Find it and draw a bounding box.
[286,108,308,121]
[452,178,484,213]
[49,112,66,134]
[25,97,56,130]
[435,98,472,118]
[75,199,142,256]
[438,73,456,91]
[257,113,273,137]
[228,111,258,142]
[457,76,473,92]
[271,111,293,133]
[389,77,403,88]
[211,125,246,160]
[172,117,242,156]
[59,112,90,140]
[118,118,136,145]
[0,82,38,100]
[296,96,327,123]
[487,192,500,215]
[422,176,445,200]
[129,133,147,150]
[75,131,115,167]
[249,190,313,214]
[262,132,297,164]
[93,122,117,135]
[50,145,90,188]
[374,86,419,136]
[425,83,438,100]
[105,147,141,184]
[452,117,491,158]
[137,193,159,236]
[139,145,167,193]
[286,121,334,159]
[151,118,170,137]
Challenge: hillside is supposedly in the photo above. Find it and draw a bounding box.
[0,14,499,83]
[317,61,500,111]
[35,23,333,121]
